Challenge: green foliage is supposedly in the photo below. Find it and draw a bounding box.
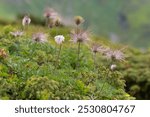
[23,77,59,100]
[0,25,134,100]
[118,48,150,99]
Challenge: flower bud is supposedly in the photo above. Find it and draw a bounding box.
[110,64,117,71]
[74,16,84,25]
[55,17,61,27]
[22,15,31,26]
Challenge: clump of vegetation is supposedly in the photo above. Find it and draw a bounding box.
[118,48,150,99]
[0,21,134,100]
[0,9,145,100]
[0,49,7,59]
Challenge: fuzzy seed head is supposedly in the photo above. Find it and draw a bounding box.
[105,50,125,61]
[70,30,89,43]
[91,44,100,54]
[99,47,110,55]
[10,31,24,37]
[44,8,58,19]
[32,33,47,43]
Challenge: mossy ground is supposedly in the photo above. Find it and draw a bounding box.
[0,24,136,100]
[1,24,150,100]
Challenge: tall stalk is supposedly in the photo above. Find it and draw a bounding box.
[56,44,62,68]
[93,52,97,69]
[77,42,81,68]
[45,18,49,27]
[23,24,29,32]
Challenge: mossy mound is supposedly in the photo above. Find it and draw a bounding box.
[0,25,134,100]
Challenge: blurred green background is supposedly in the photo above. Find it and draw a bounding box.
[0,0,150,48]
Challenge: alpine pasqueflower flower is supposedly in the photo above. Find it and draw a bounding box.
[44,8,58,19]
[22,15,31,26]
[32,33,47,43]
[105,49,125,61]
[54,35,65,45]
[70,29,89,68]
[70,30,89,43]
[10,31,24,37]
[54,35,65,68]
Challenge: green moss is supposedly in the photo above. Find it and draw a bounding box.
[0,25,134,100]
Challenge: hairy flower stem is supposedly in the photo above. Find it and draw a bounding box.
[56,27,59,35]
[23,25,29,32]
[76,25,79,34]
[56,44,62,68]
[77,42,81,68]
[45,18,49,27]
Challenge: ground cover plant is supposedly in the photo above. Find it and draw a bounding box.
[118,48,150,100]
[0,7,150,100]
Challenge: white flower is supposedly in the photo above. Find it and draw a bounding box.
[32,33,47,43]
[54,35,65,45]
[110,64,117,71]
[10,31,24,37]
[22,15,31,26]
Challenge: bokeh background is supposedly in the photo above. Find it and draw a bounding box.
[0,0,150,48]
